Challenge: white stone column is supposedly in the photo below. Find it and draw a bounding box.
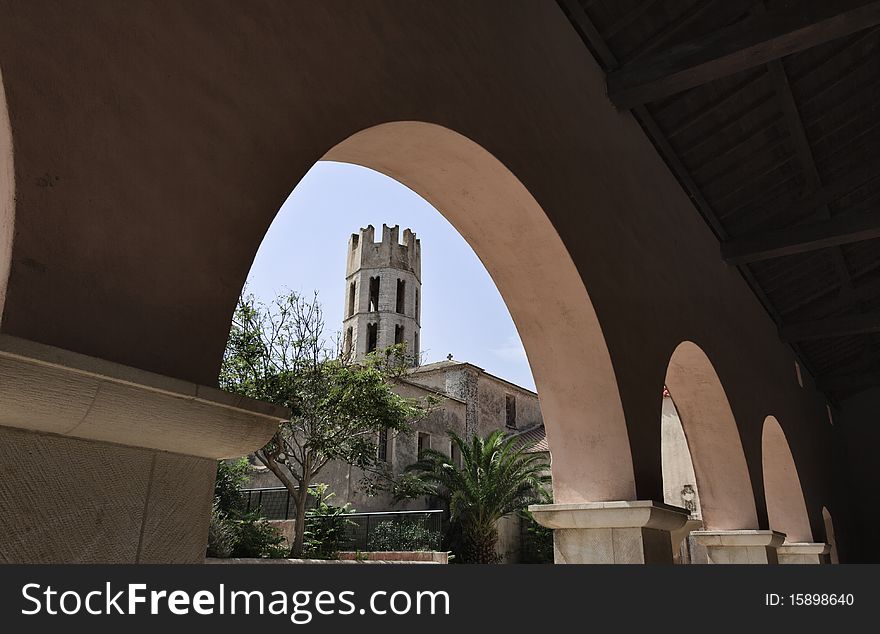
[0,335,286,563]
[691,530,785,564]
[777,543,830,564]
[528,501,690,564]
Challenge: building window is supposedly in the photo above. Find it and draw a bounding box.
[414,331,419,360]
[378,428,388,462]
[344,327,353,358]
[418,432,430,457]
[415,288,419,321]
[395,324,404,345]
[367,322,378,353]
[505,394,516,428]
[348,281,356,317]
[369,276,380,312]
[396,278,406,314]
[451,441,461,469]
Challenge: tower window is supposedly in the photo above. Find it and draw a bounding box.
[348,281,356,317]
[396,279,406,314]
[505,394,516,428]
[368,276,380,312]
[378,428,388,462]
[344,327,353,357]
[414,332,419,361]
[415,289,419,321]
[395,324,404,345]
[367,322,378,353]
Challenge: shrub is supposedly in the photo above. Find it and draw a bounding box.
[368,519,441,552]
[214,458,250,515]
[206,501,237,558]
[303,485,355,559]
[229,511,289,559]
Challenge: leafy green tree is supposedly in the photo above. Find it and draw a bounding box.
[220,291,430,556]
[395,430,550,563]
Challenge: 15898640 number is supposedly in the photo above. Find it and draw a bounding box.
[790,594,854,606]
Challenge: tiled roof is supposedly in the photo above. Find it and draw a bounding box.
[508,423,548,454]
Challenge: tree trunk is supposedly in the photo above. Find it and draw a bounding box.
[464,525,500,564]
[291,485,310,557]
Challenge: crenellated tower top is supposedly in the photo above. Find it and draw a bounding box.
[342,224,421,366]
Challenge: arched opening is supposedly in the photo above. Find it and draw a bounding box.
[316,121,635,503]
[660,391,705,563]
[762,416,812,543]
[822,507,839,564]
[0,65,14,326]
[664,341,758,531]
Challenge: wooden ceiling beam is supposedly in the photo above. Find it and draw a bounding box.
[780,311,880,342]
[816,370,880,393]
[606,0,880,108]
[721,210,880,264]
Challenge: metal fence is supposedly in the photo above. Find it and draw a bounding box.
[241,487,305,520]
[240,488,444,551]
[339,509,444,552]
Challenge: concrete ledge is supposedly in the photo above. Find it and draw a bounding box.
[691,530,785,548]
[528,501,690,532]
[338,551,449,563]
[777,542,830,555]
[0,335,288,458]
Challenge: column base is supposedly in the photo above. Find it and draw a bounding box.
[529,501,689,564]
[691,530,785,564]
[777,543,830,564]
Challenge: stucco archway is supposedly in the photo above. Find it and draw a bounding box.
[321,121,635,503]
[822,507,839,564]
[762,416,812,543]
[664,341,758,531]
[0,65,13,326]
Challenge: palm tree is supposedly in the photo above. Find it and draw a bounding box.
[398,430,550,563]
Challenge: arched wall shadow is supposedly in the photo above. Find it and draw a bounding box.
[664,341,758,530]
[763,416,812,542]
[0,66,14,327]
[322,121,636,502]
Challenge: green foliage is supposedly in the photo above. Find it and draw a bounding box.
[396,430,550,564]
[206,503,288,559]
[303,484,356,559]
[230,510,289,558]
[218,290,433,555]
[213,458,250,515]
[519,489,554,564]
[368,519,441,552]
[207,457,288,559]
[206,501,237,558]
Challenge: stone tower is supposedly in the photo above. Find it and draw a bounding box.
[342,224,421,366]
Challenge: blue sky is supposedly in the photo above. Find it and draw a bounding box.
[244,161,536,391]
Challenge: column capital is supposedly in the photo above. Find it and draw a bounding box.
[0,335,287,458]
[777,542,830,564]
[529,500,690,531]
[691,530,786,548]
[691,530,785,564]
